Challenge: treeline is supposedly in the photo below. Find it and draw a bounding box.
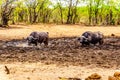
[0,0,120,26]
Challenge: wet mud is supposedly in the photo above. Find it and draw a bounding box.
[0,37,120,69]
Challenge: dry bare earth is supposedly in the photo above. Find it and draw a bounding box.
[0,24,120,80]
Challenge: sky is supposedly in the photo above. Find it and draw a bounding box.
[50,0,87,7]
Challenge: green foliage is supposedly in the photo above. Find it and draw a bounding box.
[0,0,120,25]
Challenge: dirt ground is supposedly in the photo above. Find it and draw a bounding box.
[0,24,120,80]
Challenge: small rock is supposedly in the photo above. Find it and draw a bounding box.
[114,72,120,77]
[85,73,102,80]
[108,76,117,80]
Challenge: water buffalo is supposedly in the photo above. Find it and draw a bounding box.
[27,31,49,46]
[78,31,104,46]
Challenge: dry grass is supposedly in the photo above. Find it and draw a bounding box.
[0,24,120,40]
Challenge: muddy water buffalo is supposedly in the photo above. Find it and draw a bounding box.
[78,31,104,46]
[27,31,49,46]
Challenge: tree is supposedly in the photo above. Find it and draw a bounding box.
[57,0,64,24]
[38,0,52,23]
[93,0,101,25]
[72,0,79,24]
[15,1,27,23]
[25,0,52,23]
[0,0,119,25]
[66,0,80,24]
[1,0,16,26]
[87,0,93,25]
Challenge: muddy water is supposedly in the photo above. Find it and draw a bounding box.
[0,37,120,69]
[3,40,29,48]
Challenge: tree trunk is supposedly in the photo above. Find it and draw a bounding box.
[88,0,92,25]
[88,7,92,25]
[95,9,98,25]
[28,8,32,23]
[72,8,77,24]
[72,0,79,24]
[18,11,24,22]
[117,14,120,25]
[2,14,9,25]
[66,8,71,24]
[66,0,72,24]
[109,10,113,25]
[94,1,100,25]
[59,6,63,24]
[32,8,38,23]
[106,14,109,25]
